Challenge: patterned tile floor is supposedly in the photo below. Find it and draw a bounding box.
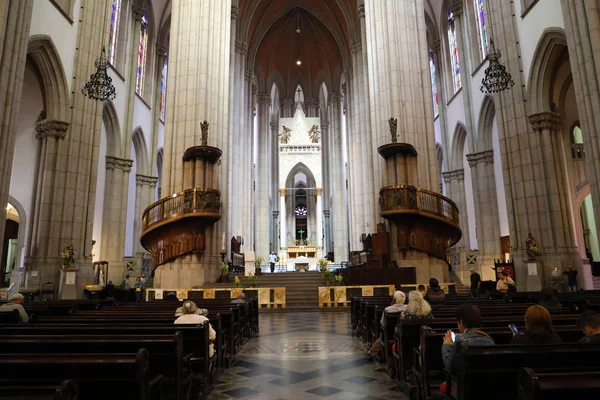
[207,312,408,400]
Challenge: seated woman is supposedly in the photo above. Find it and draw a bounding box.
[175,301,217,357]
[510,305,562,345]
[401,290,434,320]
[380,291,407,327]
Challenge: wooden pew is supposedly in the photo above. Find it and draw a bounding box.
[0,333,191,400]
[518,368,600,400]
[452,344,600,400]
[0,349,162,400]
[0,379,78,400]
[0,310,20,323]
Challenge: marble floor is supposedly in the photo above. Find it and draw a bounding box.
[207,312,408,400]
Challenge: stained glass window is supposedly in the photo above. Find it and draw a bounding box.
[136,12,148,96]
[160,56,168,121]
[107,0,122,64]
[474,0,489,59]
[448,9,462,93]
[429,51,439,117]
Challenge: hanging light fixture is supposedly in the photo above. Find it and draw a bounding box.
[296,7,301,33]
[81,47,117,101]
[480,39,514,94]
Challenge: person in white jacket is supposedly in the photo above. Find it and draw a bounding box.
[0,293,29,323]
[380,291,407,327]
[174,301,216,357]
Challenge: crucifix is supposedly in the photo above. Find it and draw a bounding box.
[298,229,305,242]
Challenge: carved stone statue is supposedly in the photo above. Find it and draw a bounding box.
[200,120,209,146]
[308,125,320,143]
[525,232,541,260]
[389,117,398,143]
[280,126,292,144]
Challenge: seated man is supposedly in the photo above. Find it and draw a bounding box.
[0,293,29,323]
[577,311,600,343]
[175,301,216,357]
[417,284,427,297]
[232,292,246,304]
[442,304,494,392]
[496,272,515,293]
[425,278,446,305]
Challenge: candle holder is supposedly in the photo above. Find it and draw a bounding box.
[220,250,227,264]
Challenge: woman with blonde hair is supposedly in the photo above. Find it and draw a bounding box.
[510,305,562,345]
[401,291,434,320]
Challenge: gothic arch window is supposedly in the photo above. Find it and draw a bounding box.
[473,0,489,59]
[159,55,168,121]
[136,11,149,96]
[429,50,439,117]
[107,0,122,65]
[570,123,585,159]
[447,8,462,93]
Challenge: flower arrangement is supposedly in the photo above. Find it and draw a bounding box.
[221,262,229,274]
[60,245,76,266]
[318,258,329,272]
[320,270,333,285]
[334,275,344,286]
[254,256,264,275]
[234,276,242,288]
[247,273,256,287]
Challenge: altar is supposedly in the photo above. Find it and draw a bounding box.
[287,245,317,258]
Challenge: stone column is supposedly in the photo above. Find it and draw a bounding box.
[270,120,279,250]
[467,150,501,279]
[157,0,231,287]
[241,71,254,249]
[320,121,332,254]
[272,210,279,251]
[0,0,34,269]
[100,156,133,282]
[316,188,323,249]
[323,210,332,254]
[306,98,320,118]
[443,169,470,263]
[255,93,271,258]
[430,40,451,178]
[561,0,600,251]
[280,189,287,249]
[329,93,349,262]
[150,43,167,179]
[134,174,158,255]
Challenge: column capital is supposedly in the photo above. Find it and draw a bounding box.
[244,69,254,82]
[306,97,320,108]
[35,118,70,140]
[279,188,286,196]
[231,5,239,20]
[279,98,294,109]
[450,1,464,17]
[235,40,247,55]
[272,210,279,217]
[156,43,167,56]
[320,122,330,131]
[256,93,271,104]
[270,121,278,130]
[466,150,494,167]
[106,156,134,172]
[323,209,331,217]
[132,5,145,22]
[329,92,342,105]
[528,111,562,133]
[442,169,465,183]
[351,40,362,54]
[316,188,323,196]
[136,174,159,188]
[357,4,365,19]
[344,68,354,81]
[431,39,441,54]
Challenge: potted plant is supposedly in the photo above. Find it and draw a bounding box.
[318,258,328,272]
[60,245,76,270]
[247,273,257,288]
[334,275,344,286]
[220,262,229,283]
[254,256,264,275]
[320,270,333,286]
[234,276,242,288]
[305,238,310,246]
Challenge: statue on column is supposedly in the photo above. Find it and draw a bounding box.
[389,117,398,143]
[525,232,541,260]
[280,126,292,144]
[201,120,209,146]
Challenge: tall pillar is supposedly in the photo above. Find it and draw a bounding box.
[430,40,451,178]
[467,151,501,279]
[241,71,254,249]
[323,210,332,254]
[316,189,323,249]
[270,120,279,251]
[0,1,34,273]
[329,93,349,262]
[155,0,231,287]
[134,174,158,255]
[443,169,470,250]
[306,98,320,118]
[255,93,271,258]
[561,0,600,252]
[280,189,287,249]
[150,43,167,183]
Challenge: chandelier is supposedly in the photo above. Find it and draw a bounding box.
[480,39,514,94]
[81,47,117,101]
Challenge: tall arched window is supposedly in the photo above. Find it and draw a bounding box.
[448,9,462,93]
[429,51,439,117]
[473,0,489,59]
[571,124,585,159]
[159,56,168,121]
[136,12,149,96]
[107,0,122,64]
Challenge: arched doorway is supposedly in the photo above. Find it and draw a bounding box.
[1,203,20,287]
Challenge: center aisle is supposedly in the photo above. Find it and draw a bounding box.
[207,312,407,400]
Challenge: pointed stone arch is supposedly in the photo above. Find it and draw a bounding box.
[285,162,317,190]
[450,122,467,170]
[476,95,495,152]
[26,35,70,122]
[102,102,122,157]
[527,28,568,114]
[132,127,150,176]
